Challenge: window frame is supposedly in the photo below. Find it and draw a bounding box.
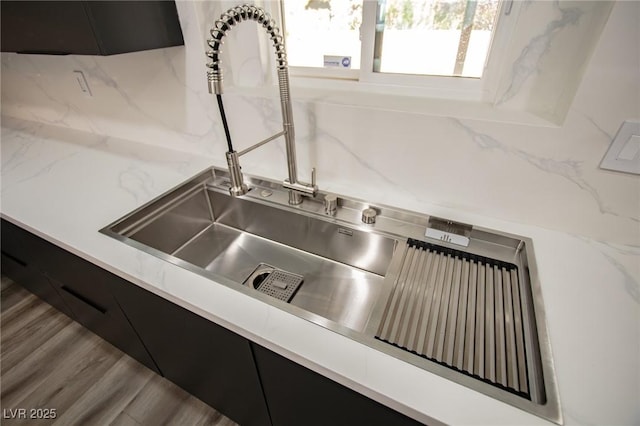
[272,0,521,102]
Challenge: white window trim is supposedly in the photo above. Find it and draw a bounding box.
[268,0,521,103]
[222,0,564,127]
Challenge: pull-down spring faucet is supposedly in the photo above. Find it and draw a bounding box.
[205,4,317,205]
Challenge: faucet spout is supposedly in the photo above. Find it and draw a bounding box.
[205,4,317,205]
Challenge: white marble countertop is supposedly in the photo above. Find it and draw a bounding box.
[2,117,638,425]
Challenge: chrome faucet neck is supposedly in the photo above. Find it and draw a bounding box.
[206,4,317,204]
[206,4,288,94]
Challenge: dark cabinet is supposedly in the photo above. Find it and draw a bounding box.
[1,220,73,317]
[41,250,160,375]
[252,344,425,426]
[0,219,159,374]
[2,219,425,426]
[111,279,272,426]
[1,1,183,55]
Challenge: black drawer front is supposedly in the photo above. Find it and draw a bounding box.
[49,273,158,373]
[1,251,73,317]
[39,247,118,315]
[2,219,116,312]
[112,279,272,426]
[1,250,29,282]
[1,220,50,270]
[1,218,159,374]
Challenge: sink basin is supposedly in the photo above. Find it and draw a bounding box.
[101,167,562,424]
[105,169,394,332]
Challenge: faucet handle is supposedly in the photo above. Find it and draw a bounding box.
[324,193,337,215]
[282,167,318,200]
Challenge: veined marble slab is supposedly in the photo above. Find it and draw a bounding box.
[1,117,638,425]
[1,1,638,247]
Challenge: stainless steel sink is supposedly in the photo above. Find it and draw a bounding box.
[101,167,562,424]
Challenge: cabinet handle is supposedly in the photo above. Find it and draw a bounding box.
[60,285,107,315]
[1,250,28,267]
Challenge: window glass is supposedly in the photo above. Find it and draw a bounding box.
[373,0,500,77]
[281,0,501,79]
[282,0,363,69]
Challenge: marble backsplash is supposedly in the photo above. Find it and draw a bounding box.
[1,1,638,247]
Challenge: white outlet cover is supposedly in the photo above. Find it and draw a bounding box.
[600,120,640,175]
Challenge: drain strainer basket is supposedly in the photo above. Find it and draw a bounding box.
[256,269,303,302]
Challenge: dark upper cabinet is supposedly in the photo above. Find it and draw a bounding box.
[1,1,184,55]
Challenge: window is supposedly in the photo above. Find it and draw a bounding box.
[282,0,363,71]
[371,0,500,78]
[277,0,515,101]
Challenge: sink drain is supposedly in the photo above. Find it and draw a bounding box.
[243,264,303,303]
[257,270,304,302]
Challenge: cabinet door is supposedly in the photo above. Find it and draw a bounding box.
[39,245,160,375]
[0,1,100,54]
[85,1,183,55]
[112,280,271,426]
[0,219,159,374]
[0,1,183,55]
[1,220,73,317]
[252,344,424,426]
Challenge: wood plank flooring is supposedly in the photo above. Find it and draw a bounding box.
[0,275,238,426]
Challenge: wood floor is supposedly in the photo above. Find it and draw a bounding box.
[0,275,238,426]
